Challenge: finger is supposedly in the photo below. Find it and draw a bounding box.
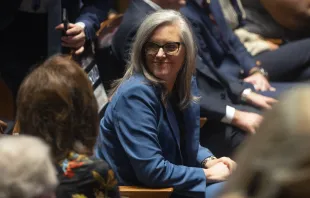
[62,40,84,49]
[266,97,278,104]
[220,157,234,171]
[55,23,64,30]
[260,83,268,92]
[248,126,256,134]
[74,46,84,55]
[269,86,276,91]
[263,103,272,110]
[66,26,82,35]
[62,33,85,44]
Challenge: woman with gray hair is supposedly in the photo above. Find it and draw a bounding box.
[0,135,58,198]
[95,10,236,198]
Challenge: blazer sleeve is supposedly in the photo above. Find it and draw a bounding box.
[197,145,213,165]
[113,85,207,196]
[77,0,113,39]
[227,26,257,75]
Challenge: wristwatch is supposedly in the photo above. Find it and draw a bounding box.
[201,156,217,168]
[250,67,269,78]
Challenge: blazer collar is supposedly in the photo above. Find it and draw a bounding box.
[132,0,156,15]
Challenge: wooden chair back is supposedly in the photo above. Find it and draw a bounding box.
[119,186,173,198]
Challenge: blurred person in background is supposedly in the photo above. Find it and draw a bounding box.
[219,86,310,198]
[0,135,58,198]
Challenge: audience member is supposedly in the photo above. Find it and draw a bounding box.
[110,0,278,157]
[241,0,310,40]
[219,0,310,82]
[181,0,304,157]
[16,55,120,198]
[0,135,58,198]
[0,0,111,101]
[219,86,310,198]
[110,0,186,83]
[96,10,236,198]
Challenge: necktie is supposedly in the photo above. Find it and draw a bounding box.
[47,0,62,57]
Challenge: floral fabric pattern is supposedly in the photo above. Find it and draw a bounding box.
[56,152,120,198]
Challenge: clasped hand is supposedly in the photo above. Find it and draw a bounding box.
[203,157,236,183]
[56,23,86,55]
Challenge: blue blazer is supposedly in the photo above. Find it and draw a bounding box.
[95,74,213,197]
[181,0,256,79]
[0,0,111,39]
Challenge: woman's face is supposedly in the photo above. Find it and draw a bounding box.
[144,23,186,89]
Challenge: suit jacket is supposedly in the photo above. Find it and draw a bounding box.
[181,0,256,79]
[111,0,155,66]
[0,0,110,39]
[95,74,212,197]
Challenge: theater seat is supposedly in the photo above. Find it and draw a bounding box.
[119,186,173,198]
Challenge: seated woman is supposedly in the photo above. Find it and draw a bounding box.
[16,55,120,198]
[0,135,57,198]
[95,10,236,198]
[219,86,310,198]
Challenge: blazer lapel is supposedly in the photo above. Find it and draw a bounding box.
[209,0,231,46]
[182,85,200,167]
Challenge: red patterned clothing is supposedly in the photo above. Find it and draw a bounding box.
[56,152,120,198]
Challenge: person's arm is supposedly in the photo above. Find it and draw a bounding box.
[226,26,257,75]
[78,0,113,40]
[113,85,207,195]
[260,0,310,31]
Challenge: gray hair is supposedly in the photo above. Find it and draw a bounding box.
[110,10,198,109]
[0,135,58,198]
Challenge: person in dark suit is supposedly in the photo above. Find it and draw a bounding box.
[96,10,236,198]
[219,0,310,82]
[0,0,111,101]
[180,0,306,157]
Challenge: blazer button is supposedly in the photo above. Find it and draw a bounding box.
[220,93,226,100]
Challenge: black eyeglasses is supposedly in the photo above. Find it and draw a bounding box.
[144,42,184,56]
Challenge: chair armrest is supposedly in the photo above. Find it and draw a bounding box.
[200,117,208,128]
[119,186,173,198]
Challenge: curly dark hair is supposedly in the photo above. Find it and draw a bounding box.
[17,55,99,161]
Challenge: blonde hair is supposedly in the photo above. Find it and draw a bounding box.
[110,10,198,109]
[220,86,310,198]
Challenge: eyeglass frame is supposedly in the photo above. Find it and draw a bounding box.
[144,41,185,56]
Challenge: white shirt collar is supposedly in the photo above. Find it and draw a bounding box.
[143,0,162,10]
